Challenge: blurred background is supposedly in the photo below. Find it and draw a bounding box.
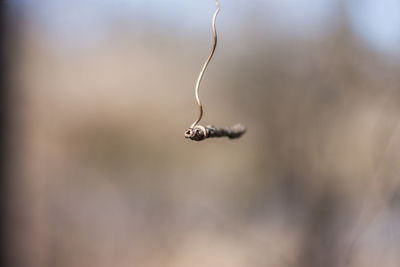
[3,0,400,266]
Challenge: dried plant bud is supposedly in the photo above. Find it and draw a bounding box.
[185,124,246,141]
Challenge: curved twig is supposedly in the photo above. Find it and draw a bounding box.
[190,0,220,129]
[185,0,246,141]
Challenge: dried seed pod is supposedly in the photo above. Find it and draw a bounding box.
[185,124,246,141]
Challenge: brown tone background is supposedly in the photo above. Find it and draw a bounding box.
[4,1,400,266]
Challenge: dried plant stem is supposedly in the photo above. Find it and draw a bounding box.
[185,124,246,141]
[190,0,220,129]
[185,0,246,141]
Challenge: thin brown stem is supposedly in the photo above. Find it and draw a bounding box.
[190,0,220,128]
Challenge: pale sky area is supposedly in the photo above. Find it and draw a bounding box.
[11,0,400,54]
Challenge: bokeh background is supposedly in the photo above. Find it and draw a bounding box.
[4,0,400,266]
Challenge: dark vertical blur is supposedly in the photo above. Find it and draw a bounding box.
[0,1,9,266]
